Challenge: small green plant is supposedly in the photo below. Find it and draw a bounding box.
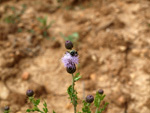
[37,16,54,38]
[4,4,26,24]
[94,91,109,113]
[26,89,54,113]
[60,32,79,43]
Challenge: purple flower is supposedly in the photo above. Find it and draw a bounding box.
[62,52,79,68]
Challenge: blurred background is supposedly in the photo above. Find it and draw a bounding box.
[0,0,150,113]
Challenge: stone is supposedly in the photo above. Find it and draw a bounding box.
[0,82,9,100]
[21,72,29,80]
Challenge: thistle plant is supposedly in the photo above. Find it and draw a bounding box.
[62,41,109,113]
[94,90,109,113]
[79,89,108,113]
[62,40,80,113]
[79,95,94,113]
[4,41,108,113]
[26,89,50,113]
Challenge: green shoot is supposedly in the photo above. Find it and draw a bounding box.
[37,16,55,38]
[60,32,79,43]
[81,100,91,113]
[94,92,109,113]
[4,4,26,24]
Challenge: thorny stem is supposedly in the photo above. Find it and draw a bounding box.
[72,74,76,113]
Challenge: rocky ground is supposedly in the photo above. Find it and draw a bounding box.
[0,0,150,113]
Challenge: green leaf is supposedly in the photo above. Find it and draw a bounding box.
[60,32,79,42]
[33,107,39,111]
[67,85,78,106]
[75,72,80,76]
[67,85,73,99]
[72,32,79,38]
[43,101,47,107]
[74,76,82,82]
[26,109,31,112]
[99,102,109,113]
[53,110,56,113]
[43,108,45,111]
[43,17,47,27]
[81,100,91,113]
[74,72,82,82]
[4,110,10,113]
[47,21,55,29]
[34,99,40,106]
[37,17,44,24]
[43,101,48,112]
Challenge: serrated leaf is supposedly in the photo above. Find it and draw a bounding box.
[34,99,40,106]
[101,95,106,100]
[67,85,73,102]
[33,107,38,111]
[81,100,91,113]
[43,101,47,107]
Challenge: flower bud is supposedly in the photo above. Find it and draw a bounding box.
[4,106,9,111]
[66,64,76,74]
[65,40,73,49]
[86,95,94,103]
[70,50,78,57]
[26,89,34,97]
[98,89,104,94]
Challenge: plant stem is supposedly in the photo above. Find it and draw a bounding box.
[95,98,102,113]
[95,108,99,113]
[72,74,76,113]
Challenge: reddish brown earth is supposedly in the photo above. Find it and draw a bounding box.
[0,0,150,113]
